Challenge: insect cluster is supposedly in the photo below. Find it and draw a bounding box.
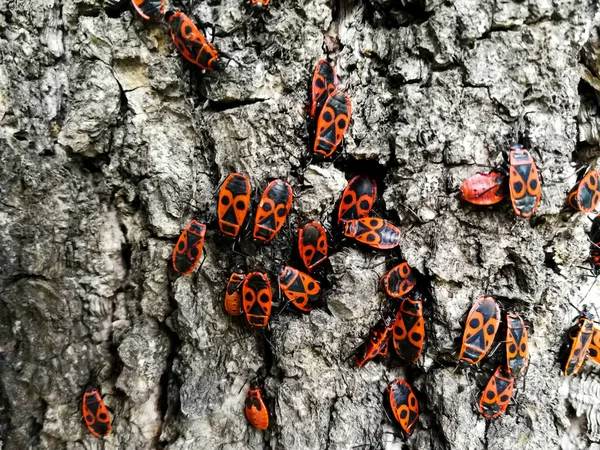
[457,297,529,419]
[76,0,600,442]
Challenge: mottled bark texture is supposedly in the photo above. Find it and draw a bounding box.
[1,0,600,449]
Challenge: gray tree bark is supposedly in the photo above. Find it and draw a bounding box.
[1,0,600,449]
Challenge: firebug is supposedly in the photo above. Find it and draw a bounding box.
[218,173,251,238]
[242,272,272,327]
[508,145,541,218]
[245,382,269,430]
[568,169,600,213]
[379,262,416,298]
[344,217,400,249]
[278,266,322,312]
[172,220,206,275]
[82,386,112,438]
[224,272,246,316]
[385,379,419,434]
[459,172,507,206]
[478,366,514,419]
[313,90,352,157]
[355,312,394,368]
[131,0,164,20]
[392,290,425,363]
[298,221,328,272]
[165,11,224,71]
[309,60,338,120]
[337,175,377,224]
[253,179,293,243]
[563,308,594,376]
[458,296,501,366]
[505,312,529,377]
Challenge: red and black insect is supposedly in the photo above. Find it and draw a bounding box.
[385,379,419,435]
[242,272,272,327]
[568,169,600,213]
[344,218,400,249]
[279,266,322,312]
[309,60,338,119]
[245,382,269,430]
[508,144,541,218]
[131,0,164,20]
[82,386,112,438]
[587,326,600,365]
[253,179,293,243]
[298,221,328,271]
[459,172,507,206]
[250,0,269,8]
[224,272,246,316]
[165,11,224,71]
[563,308,594,376]
[313,90,352,157]
[505,312,529,377]
[337,175,377,224]
[355,313,394,368]
[172,220,206,275]
[218,173,251,238]
[392,291,425,363]
[380,262,416,298]
[458,296,501,366]
[478,366,514,419]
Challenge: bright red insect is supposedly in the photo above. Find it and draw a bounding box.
[337,175,377,224]
[478,366,514,419]
[253,179,293,243]
[563,309,594,376]
[459,172,507,206]
[166,11,224,71]
[242,272,272,327]
[508,145,541,218]
[458,296,501,366]
[505,312,529,377]
[224,272,246,316]
[392,291,425,363]
[172,220,206,275]
[355,313,394,368]
[313,90,352,157]
[386,379,419,434]
[309,60,338,119]
[218,173,251,238]
[82,386,112,438]
[279,266,322,312]
[131,0,164,20]
[379,262,416,298]
[344,218,400,249]
[568,168,600,213]
[298,221,328,271]
[245,382,269,429]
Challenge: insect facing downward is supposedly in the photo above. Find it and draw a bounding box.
[82,386,112,438]
[458,296,501,366]
[478,366,514,419]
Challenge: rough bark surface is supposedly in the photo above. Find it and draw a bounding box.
[1,0,600,449]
